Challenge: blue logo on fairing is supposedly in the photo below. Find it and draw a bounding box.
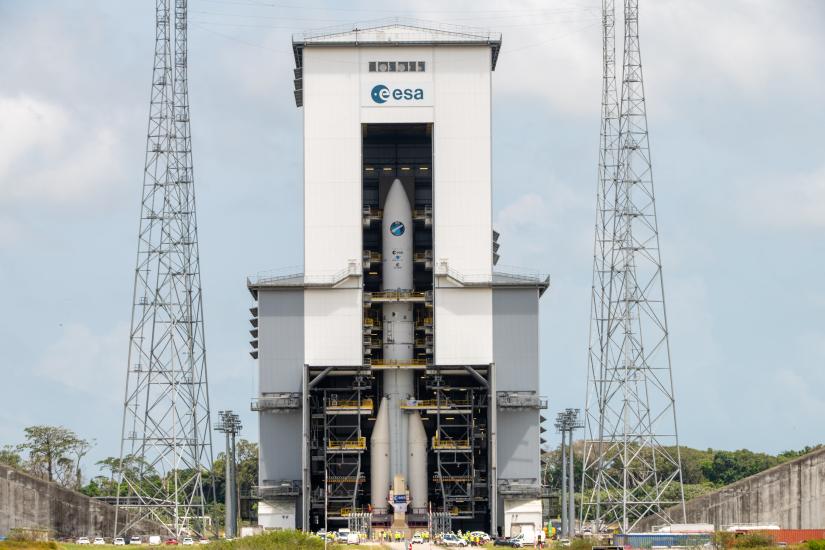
[390,221,405,236]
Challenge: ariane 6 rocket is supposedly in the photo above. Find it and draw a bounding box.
[370,178,428,517]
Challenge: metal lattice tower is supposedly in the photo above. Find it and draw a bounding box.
[115,0,213,537]
[581,0,685,533]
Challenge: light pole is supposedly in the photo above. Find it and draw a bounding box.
[559,417,567,538]
[556,409,583,539]
[215,410,242,539]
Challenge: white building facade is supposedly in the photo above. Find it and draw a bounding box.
[248,22,548,537]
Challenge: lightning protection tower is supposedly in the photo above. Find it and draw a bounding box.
[115,0,213,537]
[580,0,685,532]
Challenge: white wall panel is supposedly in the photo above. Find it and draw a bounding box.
[303,48,362,276]
[361,107,433,124]
[304,288,362,365]
[434,287,493,365]
[432,47,492,278]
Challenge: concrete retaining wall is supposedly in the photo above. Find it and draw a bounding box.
[638,448,825,530]
[0,463,156,538]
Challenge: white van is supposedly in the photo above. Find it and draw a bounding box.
[510,531,536,548]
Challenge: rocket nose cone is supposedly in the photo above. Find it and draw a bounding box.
[385,178,411,209]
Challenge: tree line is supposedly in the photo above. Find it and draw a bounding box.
[0,425,260,523]
[541,442,823,500]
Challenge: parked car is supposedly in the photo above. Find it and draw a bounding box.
[509,532,537,548]
[130,536,142,545]
[114,537,125,546]
[149,536,162,545]
[441,533,468,547]
[198,539,210,545]
[182,537,194,546]
[76,537,91,545]
[165,538,179,545]
[93,537,106,545]
[493,537,516,547]
[345,532,360,544]
[411,533,424,544]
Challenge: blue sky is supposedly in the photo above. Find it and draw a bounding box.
[0,0,823,480]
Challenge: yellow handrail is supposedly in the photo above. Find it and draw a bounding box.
[327,399,373,410]
[400,399,470,409]
[370,358,427,368]
[432,436,471,450]
[327,437,366,450]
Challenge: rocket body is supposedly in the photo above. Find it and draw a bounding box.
[369,178,427,513]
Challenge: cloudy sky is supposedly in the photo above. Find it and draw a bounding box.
[0,0,823,479]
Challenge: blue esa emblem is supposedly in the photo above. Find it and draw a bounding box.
[390,221,405,236]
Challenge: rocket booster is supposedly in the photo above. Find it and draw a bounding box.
[369,178,427,513]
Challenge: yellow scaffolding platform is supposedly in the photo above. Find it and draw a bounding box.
[327,437,366,451]
[400,399,471,412]
[368,358,428,370]
[367,290,429,303]
[326,399,373,414]
[432,436,471,451]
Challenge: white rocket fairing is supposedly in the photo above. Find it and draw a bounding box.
[369,397,390,510]
[408,410,428,510]
[369,178,427,514]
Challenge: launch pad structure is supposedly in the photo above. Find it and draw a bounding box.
[248,21,549,537]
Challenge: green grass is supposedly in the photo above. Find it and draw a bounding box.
[206,531,340,550]
[3,531,346,550]
[0,542,58,550]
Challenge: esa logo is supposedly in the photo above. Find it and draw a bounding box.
[390,221,405,236]
[371,84,424,104]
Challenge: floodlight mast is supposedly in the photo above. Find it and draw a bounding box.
[215,411,242,539]
[581,0,686,533]
[556,409,583,538]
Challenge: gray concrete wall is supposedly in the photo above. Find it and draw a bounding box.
[0,464,156,538]
[638,448,825,530]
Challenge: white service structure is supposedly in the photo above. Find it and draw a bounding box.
[248,21,549,537]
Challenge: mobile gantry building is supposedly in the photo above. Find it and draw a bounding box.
[247,21,549,538]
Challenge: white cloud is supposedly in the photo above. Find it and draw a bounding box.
[738,164,825,229]
[647,1,823,100]
[494,182,592,270]
[403,0,824,116]
[34,322,128,403]
[0,94,126,205]
[0,95,68,178]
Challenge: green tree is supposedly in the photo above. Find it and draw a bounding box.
[701,449,780,485]
[17,425,92,486]
[0,444,23,468]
